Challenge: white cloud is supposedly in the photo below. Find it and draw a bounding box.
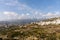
[3,11,60,20]
[0,11,60,21]
[1,11,19,20]
[0,0,19,8]
[3,11,18,16]
[5,0,18,6]
[45,12,54,16]
[26,13,30,16]
[42,12,60,18]
[2,11,31,20]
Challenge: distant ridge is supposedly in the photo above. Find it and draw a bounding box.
[35,17,60,25]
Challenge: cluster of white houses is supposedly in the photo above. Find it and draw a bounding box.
[34,19,60,25]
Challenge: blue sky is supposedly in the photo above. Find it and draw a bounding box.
[0,0,60,21]
[19,0,60,12]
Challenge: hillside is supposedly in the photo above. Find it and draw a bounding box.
[0,17,60,40]
[34,17,60,25]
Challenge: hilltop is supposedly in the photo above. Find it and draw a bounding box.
[34,17,60,25]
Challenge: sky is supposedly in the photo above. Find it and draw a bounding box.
[0,0,60,21]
